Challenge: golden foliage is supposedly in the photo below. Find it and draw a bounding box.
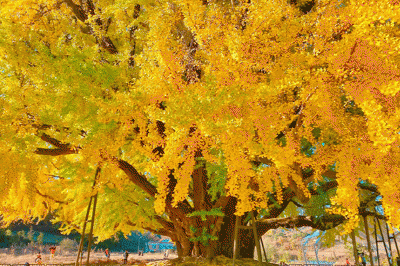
[0,0,400,237]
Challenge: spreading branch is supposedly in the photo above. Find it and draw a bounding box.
[40,133,71,149]
[257,214,346,231]
[143,226,175,238]
[360,210,387,220]
[309,180,379,195]
[63,0,118,54]
[154,215,175,232]
[34,148,79,156]
[192,150,211,211]
[35,133,81,155]
[34,188,70,205]
[116,159,157,197]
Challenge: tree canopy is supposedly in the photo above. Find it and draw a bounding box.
[1,0,400,259]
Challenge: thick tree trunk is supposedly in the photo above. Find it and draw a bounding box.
[214,196,237,258]
[169,196,258,260]
[238,231,257,258]
[172,221,257,260]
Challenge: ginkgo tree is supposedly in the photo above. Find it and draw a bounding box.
[1,0,400,260]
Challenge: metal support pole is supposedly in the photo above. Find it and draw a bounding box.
[315,241,320,266]
[351,230,359,266]
[302,244,308,264]
[385,223,399,264]
[76,196,93,266]
[364,216,375,266]
[374,219,381,266]
[86,193,98,265]
[386,223,393,266]
[75,166,101,266]
[260,235,269,264]
[233,215,240,266]
[392,228,400,257]
[377,218,392,265]
[251,212,263,266]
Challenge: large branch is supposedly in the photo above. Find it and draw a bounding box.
[289,162,311,203]
[35,132,158,198]
[40,133,71,149]
[63,0,118,54]
[63,0,87,22]
[308,180,338,195]
[212,196,231,209]
[320,169,337,180]
[264,188,296,211]
[34,148,79,156]
[125,220,175,238]
[154,215,175,232]
[309,180,379,195]
[360,210,387,220]
[257,187,384,234]
[192,150,211,211]
[163,170,194,215]
[253,156,274,166]
[257,209,387,234]
[143,227,175,238]
[34,133,195,221]
[34,188,70,205]
[116,159,194,218]
[257,190,296,236]
[358,182,378,193]
[116,159,157,197]
[257,214,346,231]
[34,132,81,155]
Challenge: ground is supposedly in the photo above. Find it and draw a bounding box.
[1,226,395,265]
[0,251,177,265]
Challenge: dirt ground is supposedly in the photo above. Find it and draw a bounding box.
[0,251,178,265]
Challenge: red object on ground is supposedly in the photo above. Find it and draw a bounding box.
[49,247,56,254]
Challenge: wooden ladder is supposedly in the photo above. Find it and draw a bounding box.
[233,211,268,266]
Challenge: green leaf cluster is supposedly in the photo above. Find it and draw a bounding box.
[187,207,225,221]
[189,227,218,246]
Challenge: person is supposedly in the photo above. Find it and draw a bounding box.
[49,246,56,262]
[35,252,42,265]
[105,248,110,259]
[361,253,367,266]
[358,253,363,266]
[346,258,350,266]
[123,250,129,264]
[164,249,169,258]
